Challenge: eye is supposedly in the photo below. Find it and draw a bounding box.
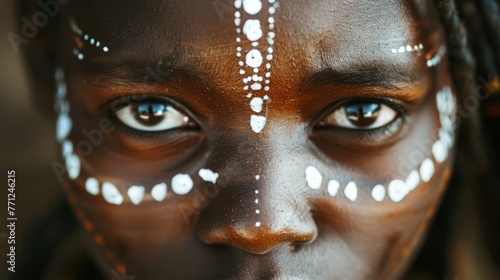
[115,101,191,132]
[321,102,397,129]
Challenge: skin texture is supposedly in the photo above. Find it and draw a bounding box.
[26,0,457,279]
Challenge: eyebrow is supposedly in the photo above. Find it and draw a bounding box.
[81,54,205,89]
[299,62,423,92]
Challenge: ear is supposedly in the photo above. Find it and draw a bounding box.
[15,0,68,119]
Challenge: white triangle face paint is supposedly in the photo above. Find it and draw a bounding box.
[172,174,194,195]
[127,186,145,205]
[102,182,123,205]
[344,182,358,202]
[85,177,99,195]
[250,115,267,133]
[151,183,167,202]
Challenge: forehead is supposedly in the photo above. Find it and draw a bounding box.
[66,0,440,83]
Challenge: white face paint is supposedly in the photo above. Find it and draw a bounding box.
[405,170,420,191]
[388,180,409,203]
[243,0,262,15]
[56,114,72,142]
[70,19,110,61]
[85,177,100,196]
[371,184,385,202]
[235,0,279,134]
[327,180,340,197]
[419,158,435,183]
[391,43,423,54]
[102,182,124,205]
[427,46,447,68]
[127,186,145,205]
[151,183,167,202]
[61,140,73,158]
[344,181,358,202]
[171,174,194,195]
[305,166,322,190]
[250,97,264,113]
[303,85,457,203]
[66,154,81,180]
[250,115,267,133]
[198,169,219,184]
[243,19,263,41]
[246,49,263,68]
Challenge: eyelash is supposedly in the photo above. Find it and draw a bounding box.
[104,95,200,138]
[311,97,409,145]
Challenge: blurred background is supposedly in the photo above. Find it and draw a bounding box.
[0,0,63,279]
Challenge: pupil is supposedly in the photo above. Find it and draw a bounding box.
[345,102,381,127]
[133,102,167,126]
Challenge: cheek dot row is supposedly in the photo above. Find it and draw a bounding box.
[83,169,218,206]
[234,0,279,133]
[54,69,81,181]
[53,69,220,206]
[306,86,456,203]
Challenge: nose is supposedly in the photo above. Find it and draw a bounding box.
[196,177,318,254]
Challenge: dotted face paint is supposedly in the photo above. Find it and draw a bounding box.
[306,86,457,203]
[53,68,221,206]
[70,19,110,61]
[234,0,279,133]
[427,46,447,68]
[391,44,424,54]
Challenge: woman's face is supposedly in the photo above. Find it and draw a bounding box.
[51,0,456,279]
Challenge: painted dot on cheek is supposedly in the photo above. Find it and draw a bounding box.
[388,180,409,203]
[432,140,448,163]
[65,154,80,180]
[85,177,99,195]
[406,170,420,191]
[171,174,194,195]
[305,166,322,190]
[344,181,358,202]
[102,182,124,205]
[420,158,435,183]
[327,180,340,197]
[56,113,72,142]
[151,183,167,202]
[127,185,145,205]
[61,140,73,157]
[371,184,385,202]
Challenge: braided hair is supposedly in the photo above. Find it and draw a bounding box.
[406,0,500,278]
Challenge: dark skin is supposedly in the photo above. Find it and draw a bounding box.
[25,0,456,279]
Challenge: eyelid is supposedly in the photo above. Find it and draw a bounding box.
[103,94,203,136]
[310,97,408,131]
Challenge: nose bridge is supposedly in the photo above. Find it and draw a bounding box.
[196,132,317,254]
